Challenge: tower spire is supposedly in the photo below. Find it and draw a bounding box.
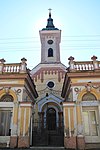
[42,9,58,30]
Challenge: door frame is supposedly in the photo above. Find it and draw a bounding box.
[82,106,100,143]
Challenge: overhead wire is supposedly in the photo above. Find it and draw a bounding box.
[0,34,100,40]
[0,35,99,41]
[0,35,100,52]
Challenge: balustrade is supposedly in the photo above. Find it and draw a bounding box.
[74,61,94,71]
[0,58,27,74]
[68,56,100,72]
[3,63,21,73]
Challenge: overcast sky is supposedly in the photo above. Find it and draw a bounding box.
[0,0,100,69]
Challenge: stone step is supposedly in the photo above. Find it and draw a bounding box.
[85,143,100,149]
[30,147,66,150]
[0,147,66,150]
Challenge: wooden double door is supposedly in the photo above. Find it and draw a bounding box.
[82,107,100,143]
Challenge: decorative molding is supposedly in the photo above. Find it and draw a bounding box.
[20,102,33,107]
[32,67,65,82]
[79,101,100,106]
[14,89,21,95]
[85,82,100,92]
[63,103,75,107]
[0,102,14,107]
[74,87,81,94]
[3,87,11,94]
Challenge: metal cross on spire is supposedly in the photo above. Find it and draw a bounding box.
[48,8,52,13]
[48,8,52,17]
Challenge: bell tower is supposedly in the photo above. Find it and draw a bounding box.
[39,9,61,63]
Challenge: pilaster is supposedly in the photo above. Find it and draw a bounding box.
[10,102,19,148]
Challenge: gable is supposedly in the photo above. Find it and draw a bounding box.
[37,93,63,112]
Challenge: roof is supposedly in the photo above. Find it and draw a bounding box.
[42,11,59,31]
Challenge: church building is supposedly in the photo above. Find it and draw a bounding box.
[0,10,100,149]
[30,10,66,147]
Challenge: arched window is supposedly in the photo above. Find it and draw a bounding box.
[48,48,53,57]
[0,94,13,102]
[82,92,97,101]
[0,94,13,136]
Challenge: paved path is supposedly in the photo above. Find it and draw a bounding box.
[0,147,66,150]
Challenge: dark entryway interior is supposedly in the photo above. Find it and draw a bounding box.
[46,108,56,130]
[32,108,64,147]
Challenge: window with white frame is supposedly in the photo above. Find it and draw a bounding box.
[0,110,12,136]
[0,94,13,136]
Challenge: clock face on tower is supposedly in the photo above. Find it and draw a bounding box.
[47,40,53,44]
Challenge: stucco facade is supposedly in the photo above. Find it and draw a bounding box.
[62,56,100,149]
[0,58,38,148]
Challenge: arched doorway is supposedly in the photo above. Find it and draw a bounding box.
[32,105,64,146]
[46,108,56,130]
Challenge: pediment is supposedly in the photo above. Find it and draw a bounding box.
[37,93,63,112]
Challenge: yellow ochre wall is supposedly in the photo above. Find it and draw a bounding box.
[64,105,75,135]
[19,106,31,136]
